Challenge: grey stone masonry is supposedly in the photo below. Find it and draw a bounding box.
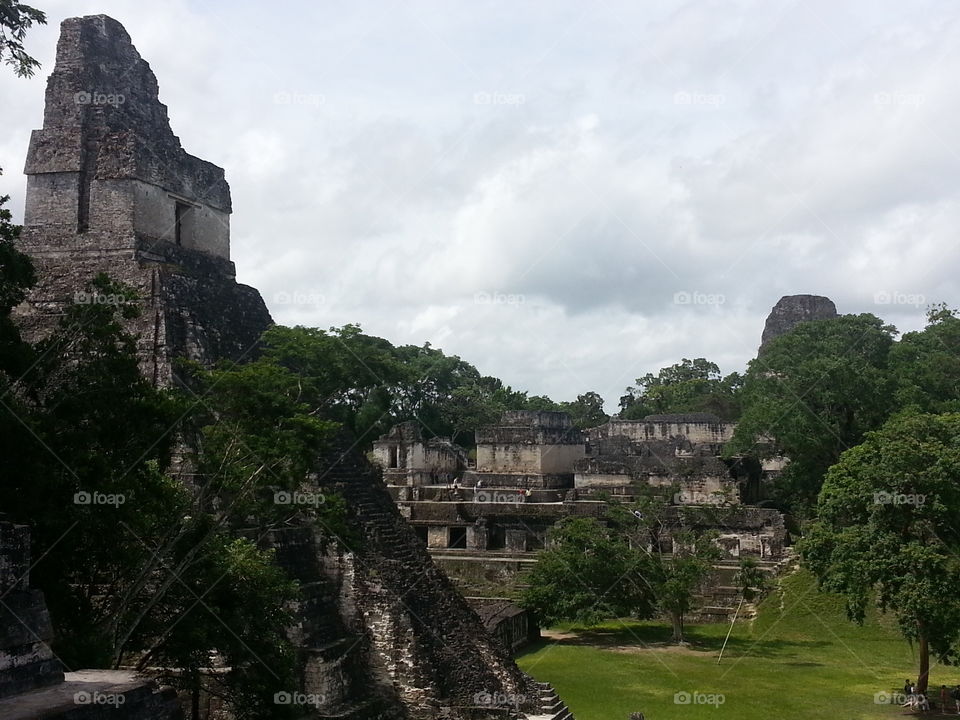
[15,15,272,384]
[23,15,230,254]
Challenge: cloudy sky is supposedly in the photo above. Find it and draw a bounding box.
[1,0,954,409]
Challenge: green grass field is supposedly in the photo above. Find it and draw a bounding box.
[516,568,960,719]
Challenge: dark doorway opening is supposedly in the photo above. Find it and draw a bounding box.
[448,526,467,549]
[174,201,191,246]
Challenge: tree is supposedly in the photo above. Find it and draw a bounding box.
[0,0,46,76]
[889,304,960,414]
[441,376,526,446]
[0,170,36,377]
[800,411,960,694]
[734,556,768,603]
[619,358,741,421]
[521,517,658,627]
[728,315,896,511]
[654,530,720,643]
[560,391,609,429]
[0,275,344,717]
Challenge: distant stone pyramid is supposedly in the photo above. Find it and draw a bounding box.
[15,14,272,384]
[759,294,838,354]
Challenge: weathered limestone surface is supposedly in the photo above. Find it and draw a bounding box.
[15,15,272,385]
[466,411,585,489]
[372,421,467,486]
[759,294,838,353]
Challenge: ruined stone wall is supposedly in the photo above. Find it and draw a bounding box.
[0,522,63,698]
[588,419,735,450]
[573,454,741,504]
[475,443,584,474]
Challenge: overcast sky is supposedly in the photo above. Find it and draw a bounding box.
[1,0,954,408]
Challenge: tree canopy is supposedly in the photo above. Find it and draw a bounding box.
[619,358,742,421]
[728,314,897,510]
[801,411,960,693]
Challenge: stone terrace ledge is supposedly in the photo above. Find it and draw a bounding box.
[0,670,180,720]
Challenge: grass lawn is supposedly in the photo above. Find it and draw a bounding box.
[516,568,960,719]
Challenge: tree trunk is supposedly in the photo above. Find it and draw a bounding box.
[918,633,930,694]
[191,668,201,720]
[670,611,684,643]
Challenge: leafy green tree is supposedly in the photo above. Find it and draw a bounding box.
[559,391,609,429]
[620,358,741,421]
[0,276,338,718]
[1,275,183,666]
[0,0,46,77]
[521,517,658,627]
[889,304,960,414]
[441,376,526,446]
[132,534,299,720]
[728,315,896,511]
[655,530,720,643]
[800,411,960,694]
[523,394,563,412]
[735,556,768,603]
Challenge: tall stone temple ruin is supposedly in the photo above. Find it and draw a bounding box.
[6,14,573,720]
[14,14,272,385]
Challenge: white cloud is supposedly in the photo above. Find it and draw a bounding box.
[2,0,957,409]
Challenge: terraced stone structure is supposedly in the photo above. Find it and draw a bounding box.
[15,14,272,385]
[387,410,789,606]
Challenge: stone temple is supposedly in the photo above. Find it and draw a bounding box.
[758,294,838,354]
[8,14,574,720]
[14,14,272,385]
